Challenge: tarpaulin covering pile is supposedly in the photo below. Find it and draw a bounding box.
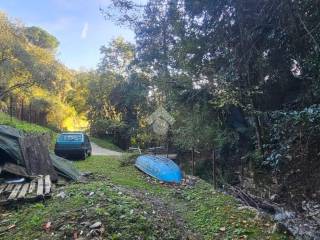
[0,125,80,181]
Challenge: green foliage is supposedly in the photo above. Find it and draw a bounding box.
[263,105,320,170]
[87,38,148,148]
[24,26,59,49]
[98,36,134,75]
[173,104,225,151]
[0,111,51,134]
[0,11,86,132]
[91,136,124,152]
[90,118,128,139]
[119,152,141,166]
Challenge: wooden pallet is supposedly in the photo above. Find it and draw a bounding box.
[0,175,51,205]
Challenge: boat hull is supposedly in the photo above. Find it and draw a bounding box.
[135,155,183,183]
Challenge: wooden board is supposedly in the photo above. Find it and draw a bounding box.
[19,134,58,181]
[5,184,14,192]
[44,175,51,195]
[0,175,52,205]
[28,180,36,194]
[36,177,44,196]
[0,184,7,194]
[17,183,29,199]
[8,184,22,200]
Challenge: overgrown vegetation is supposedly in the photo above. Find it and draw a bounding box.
[0,12,88,131]
[91,137,124,152]
[1,156,288,239]
[95,0,320,208]
[0,111,51,134]
[1,0,320,237]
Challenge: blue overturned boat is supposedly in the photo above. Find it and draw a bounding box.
[135,155,183,183]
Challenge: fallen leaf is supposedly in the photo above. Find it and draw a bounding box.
[89,221,102,229]
[7,224,16,230]
[219,227,226,232]
[73,230,78,240]
[43,222,52,233]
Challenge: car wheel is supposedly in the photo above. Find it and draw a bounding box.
[80,150,86,160]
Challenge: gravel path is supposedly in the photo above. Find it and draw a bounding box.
[91,142,122,156]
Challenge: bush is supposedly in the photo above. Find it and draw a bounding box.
[119,153,141,167]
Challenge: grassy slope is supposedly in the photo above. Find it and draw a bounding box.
[0,112,52,133]
[0,112,57,148]
[0,112,122,152]
[0,113,288,239]
[90,137,123,152]
[0,155,289,240]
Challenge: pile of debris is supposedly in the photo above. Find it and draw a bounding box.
[0,125,81,205]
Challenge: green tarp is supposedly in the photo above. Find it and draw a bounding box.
[50,153,81,181]
[0,125,25,166]
[0,125,81,181]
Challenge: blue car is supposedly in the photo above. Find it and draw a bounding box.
[54,132,92,160]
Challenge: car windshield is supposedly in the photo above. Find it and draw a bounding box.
[58,134,83,142]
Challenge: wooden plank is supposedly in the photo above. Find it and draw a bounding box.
[17,183,29,199]
[44,175,51,195]
[5,184,14,192]
[8,184,22,200]
[19,135,58,181]
[0,184,7,194]
[36,177,44,196]
[28,180,36,194]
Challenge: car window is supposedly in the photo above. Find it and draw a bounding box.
[58,134,83,142]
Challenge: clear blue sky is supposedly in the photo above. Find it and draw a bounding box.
[0,0,140,70]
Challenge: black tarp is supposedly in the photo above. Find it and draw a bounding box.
[0,125,80,181]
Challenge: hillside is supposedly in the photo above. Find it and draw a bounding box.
[0,112,52,134]
[0,154,288,239]
[0,117,288,239]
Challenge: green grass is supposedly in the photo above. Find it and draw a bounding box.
[0,155,289,240]
[1,182,169,240]
[75,156,288,240]
[0,112,52,134]
[90,137,123,152]
[0,112,57,148]
[76,155,166,193]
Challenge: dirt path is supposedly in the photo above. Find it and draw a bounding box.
[91,142,122,156]
[109,183,202,240]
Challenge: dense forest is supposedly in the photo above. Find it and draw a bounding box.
[1,0,320,230]
[98,0,320,209]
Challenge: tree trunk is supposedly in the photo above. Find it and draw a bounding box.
[212,149,216,189]
[254,116,264,155]
[21,98,24,121]
[29,103,32,122]
[191,147,195,176]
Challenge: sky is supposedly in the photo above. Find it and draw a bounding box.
[0,0,140,70]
